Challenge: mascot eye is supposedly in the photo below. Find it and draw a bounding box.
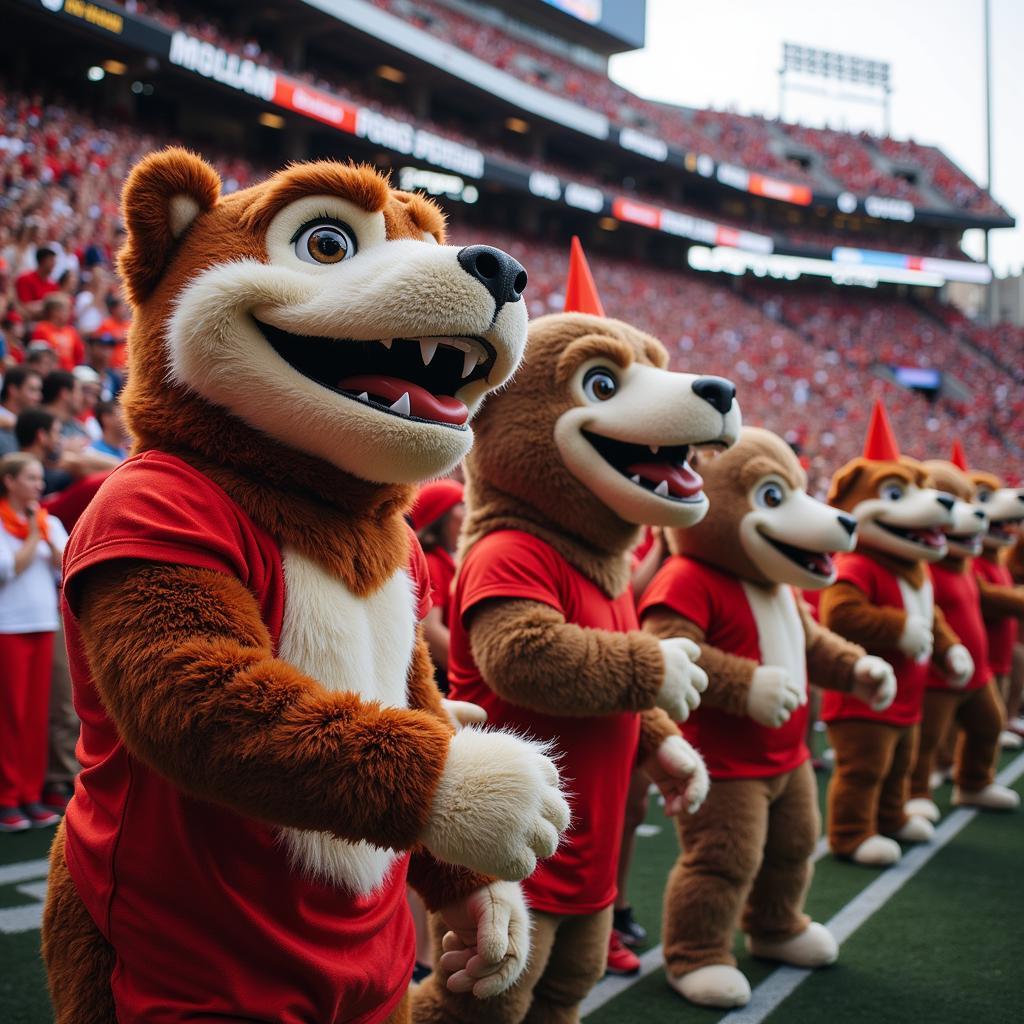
[293,220,356,265]
[755,482,784,508]
[582,368,618,402]
[881,483,905,501]
[977,489,992,503]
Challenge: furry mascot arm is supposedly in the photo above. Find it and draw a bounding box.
[818,580,906,649]
[930,604,962,665]
[638,707,681,761]
[796,599,864,692]
[641,606,756,716]
[976,576,1024,620]
[77,559,458,850]
[467,598,666,715]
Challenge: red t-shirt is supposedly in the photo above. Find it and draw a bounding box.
[927,563,991,692]
[447,529,640,915]
[14,268,58,304]
[972,556,1019,674]
[820,552,928,727]
[638,556,810,780]
[62,451,428,1024]
[31,321,84,370]
[424,545,456,627]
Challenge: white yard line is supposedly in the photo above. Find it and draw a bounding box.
[583,751,1024,1021]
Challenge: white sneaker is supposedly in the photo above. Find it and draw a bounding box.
[999,730,1023,750]
[888,815,935,843]
[905,797,941,823]
[929,767,952,790]
[953,783,1020,811]
[846,834,901,866]
[747,922,838,968]
[666,965,751,1008]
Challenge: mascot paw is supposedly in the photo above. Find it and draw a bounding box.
[851,656,897,711]
[905,797,941,823]
[847,834,901,866]
[953,783,1020,811]
[441,699,488,731]
[887,815,935,844]
[437,881,530,999]
[944,644,974,688]
[645,735,709,815]
[666,965,750,1008]
[746,922,837,968]
[655,638,708,723]
[897,614,933,661]
[746,666,802,728]
[421,728,570,880]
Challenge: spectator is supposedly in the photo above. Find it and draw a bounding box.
[14,246,58,319]
[71,366,102,441]
[0,451,68,832]
[0,367,43,454]
[74,267,110,337]
[31,295,84,371]
[97,294,131,370]
[81,332,123,401]
[25,342,58,378]
[89,400,129,461]
[15,408,72,496]
[42,370,88,444]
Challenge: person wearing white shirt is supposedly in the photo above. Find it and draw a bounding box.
[0,453,68,832]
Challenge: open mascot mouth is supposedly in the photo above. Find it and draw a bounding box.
[946,530,983,553]
[989,518,1022,543]
[759,532,835,578]
[256,319,496,429]
[582,431,719,502]
[876,520,946,550]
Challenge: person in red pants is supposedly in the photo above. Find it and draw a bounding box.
[0,452,68,831]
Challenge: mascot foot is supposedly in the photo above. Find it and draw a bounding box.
[887,815,935,843]
[746,922,838,968]
[846,834,901,866]
[999,730,1022,750]
[905,798,941,823]
[929,767,951,790]
[665,965,751,1008]
[953,783,1020,811]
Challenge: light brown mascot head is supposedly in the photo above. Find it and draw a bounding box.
[968,469,1024,551]
[668,427,858,589]
[117,148,529,501]
[922,444,988,560]
[827,401,952,565]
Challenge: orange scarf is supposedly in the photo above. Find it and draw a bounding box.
[0,498,49,542]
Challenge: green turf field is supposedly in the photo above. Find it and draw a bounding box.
[2,752,1021,1023]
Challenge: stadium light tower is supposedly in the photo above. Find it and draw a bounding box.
[778,43,891,134]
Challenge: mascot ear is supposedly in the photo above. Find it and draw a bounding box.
[827,460,864,507]
[118,147,221,305]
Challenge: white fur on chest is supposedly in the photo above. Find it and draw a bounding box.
[897,576,934,664]
[277,548,417,895]
[741,582,808,698]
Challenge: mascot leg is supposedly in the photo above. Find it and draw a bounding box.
[744,762,836,969]
[908,690,959,818]
[877,724,918,838]
[523,906,612,1023]
[411,910,560,1023]
[826,720,902,864]
[952,682,1018,810]
[42,820,117,1024]
[663,778,770,1008]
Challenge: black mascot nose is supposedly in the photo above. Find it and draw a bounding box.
[936,494,955,512]
[691,376,736,415]
[974,509,987,520]
[457,246,527,309]
[837,513,857,536]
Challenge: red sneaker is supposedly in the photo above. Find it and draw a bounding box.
[605,930,641,976]
[0,806,31,833]
[22,803,61,828]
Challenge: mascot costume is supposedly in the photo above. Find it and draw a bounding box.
[818,401,973,866]
[413,240,739,1023]
[968,467,1024,746]
[638,427,896,1008]
[42,150,573,1023]
[906,447,1018,817]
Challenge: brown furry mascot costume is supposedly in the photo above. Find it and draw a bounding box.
[638,427,896,1008]
[41,149,574,1023]
[818,402,973,867]
[413,241,741,1023]
[906,447,1018,817]
[968,468,1024,747]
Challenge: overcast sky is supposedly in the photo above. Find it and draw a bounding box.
[609,0,1023,277]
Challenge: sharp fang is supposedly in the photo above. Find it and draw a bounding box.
[654,480,670,497]
[649,444,659,454]
[358,392,369,401]
[390,392,411,415]
[462,350,477,378]
[379,338,393,350]
[419,339,439,365]
[631,474,641,484]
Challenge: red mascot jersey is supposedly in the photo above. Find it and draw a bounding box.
[62,451,429,1024]
[972,556,1019,674]
[638,556,810,780]
[927,563,991,692]
[821,551,929,727]
[447,529,640,916]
